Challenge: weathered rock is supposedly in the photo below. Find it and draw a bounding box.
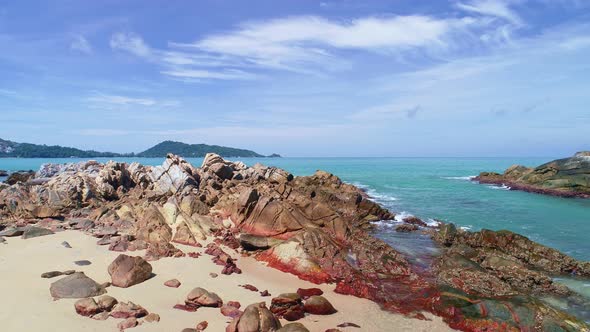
[74,260,92,266]
[186,287,223,308]
[277,323,311,332]
[50,272,105,299]
[296,288,323,299]
[74,298,101,316]
[226,302,282,332]
[110,301,148,319]
[270,293,305,321]
[21,226,54,239]
[0,227,23,237]
[108,254,153,288]
[41,271,63,278]
[143,313,160,323]
[395,224,419,232]
[164,279,181,288]
[61,241,72,248]
[196,321,208,331]
[303,296,336,315]
[117,317,138,330]
[97,295,118,311]
[6,171,34,185]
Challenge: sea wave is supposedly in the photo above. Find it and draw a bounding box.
[442,175,476,181]
[487,184,511,190]
[349,182,398,203]
[394,211,414,222]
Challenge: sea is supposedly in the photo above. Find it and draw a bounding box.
[1,156,590,320]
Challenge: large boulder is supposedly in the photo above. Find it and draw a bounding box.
[49,272,106,299]
[186,287,223,308]
[108,254,153,288]
[226,303,282,332]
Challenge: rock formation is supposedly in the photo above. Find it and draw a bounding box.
[475,151,590,198]
[0,153,588,331]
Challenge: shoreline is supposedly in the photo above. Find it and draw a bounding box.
[0,230,453,332]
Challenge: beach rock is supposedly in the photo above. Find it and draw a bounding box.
[0,227,23,237]
[92,311,110,321]
[21,226,54,239]
[143,313,160,323]
[196,321,208,331]
[402,216,427,227]
[110,301,148,319]
[303,296,336,315]
[74,298,101,316]
[49,272,105,299]
[226,302,282,332]
[186,287,223,308]
[277,323,310,332]
[97,295,118,311]
[164,279,181,288]
[63,270,75,275]
[117,317,138,330]
[108,254,153,288]
[41,271,63,278]
[74,260,92,266]
[5,171,34,185]
[0,170,7,176]
[270,293,305,321]
[296,288,323,299]
[61,241,72,248]
[337,322,360,328]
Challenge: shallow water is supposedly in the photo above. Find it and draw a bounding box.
[0,156,589,261]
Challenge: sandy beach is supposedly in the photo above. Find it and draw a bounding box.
[0,230,454,332]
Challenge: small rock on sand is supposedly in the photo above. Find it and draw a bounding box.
[62,241,72,248]
[164,279,181,288]
[74,260,92,266]
[196,321,208,331]
[143,313,160,323]
[117,317,138,331]
[21,226,54,239]
[41,271,64,278]
[303,296,336,315]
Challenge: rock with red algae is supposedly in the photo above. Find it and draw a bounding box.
[271,293,305,321]
[226,302,282,332]
[303,296,336,315]
[74,298,100,317]
[108,254,152,288]
[110,302,148,319]
[164,279,181,288]
[296,288,323,299]
[117,317,138,331]
[196,321,208,331]
[186,287,223,308]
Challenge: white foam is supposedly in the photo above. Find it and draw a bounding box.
[426,218,441,227]
[487,184,511,190]
[394,211,414,222]
[442,175,476,181]
[460,225,472,231]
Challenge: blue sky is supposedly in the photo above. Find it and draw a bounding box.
[0,0,589,157]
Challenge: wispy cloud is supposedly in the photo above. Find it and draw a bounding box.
[87,93,156,106]
[110,32,151,57]
[70,35,92,54]
[456,0,523,26]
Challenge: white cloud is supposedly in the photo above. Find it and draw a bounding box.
[87,93,156,106]
[456,0,523,26]
[70,35,92,54]
[161,68,258,80]
[110,32,151,57]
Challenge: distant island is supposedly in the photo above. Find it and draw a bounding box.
[0,138,280,158]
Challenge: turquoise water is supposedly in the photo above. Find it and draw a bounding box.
[1,157,589,261]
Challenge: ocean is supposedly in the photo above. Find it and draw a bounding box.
[1,156,589,262]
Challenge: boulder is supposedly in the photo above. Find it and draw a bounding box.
[277,323,310,332]
[186,287,223,308]
[226,302,282,332]
[303,296,336,315]
[49,272,106,299]
[21,226,54,239]
[110,301,148,319]
[270,293,305,321]
[74,298,100,316]
[6,171,34,185]
[108,254,153,288]
[0,227,23,237]
[97,295,118,311]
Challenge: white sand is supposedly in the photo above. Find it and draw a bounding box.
[0,230,454,331]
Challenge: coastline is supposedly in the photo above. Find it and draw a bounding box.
[0,230,452,332]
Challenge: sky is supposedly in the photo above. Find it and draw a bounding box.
[0,0,589,157]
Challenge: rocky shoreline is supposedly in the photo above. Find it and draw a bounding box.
[0,154,589,331]
[474,152,590,198]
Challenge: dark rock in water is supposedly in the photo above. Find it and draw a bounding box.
[475,152,590,198]
[395,224,419,233]
[108,254,152,288]
[0,170,7,177]
[74,260,92,266]
[61,241,72,248]
[0,227,23,237]
[41,271,64,278]
[49,272,106,299]
[21,226,54,239]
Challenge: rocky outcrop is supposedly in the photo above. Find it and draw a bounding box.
[1,154,588,331]
[475,152,590,198]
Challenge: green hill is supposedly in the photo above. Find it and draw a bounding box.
[0,138,280,158]
[137,141,269,158]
